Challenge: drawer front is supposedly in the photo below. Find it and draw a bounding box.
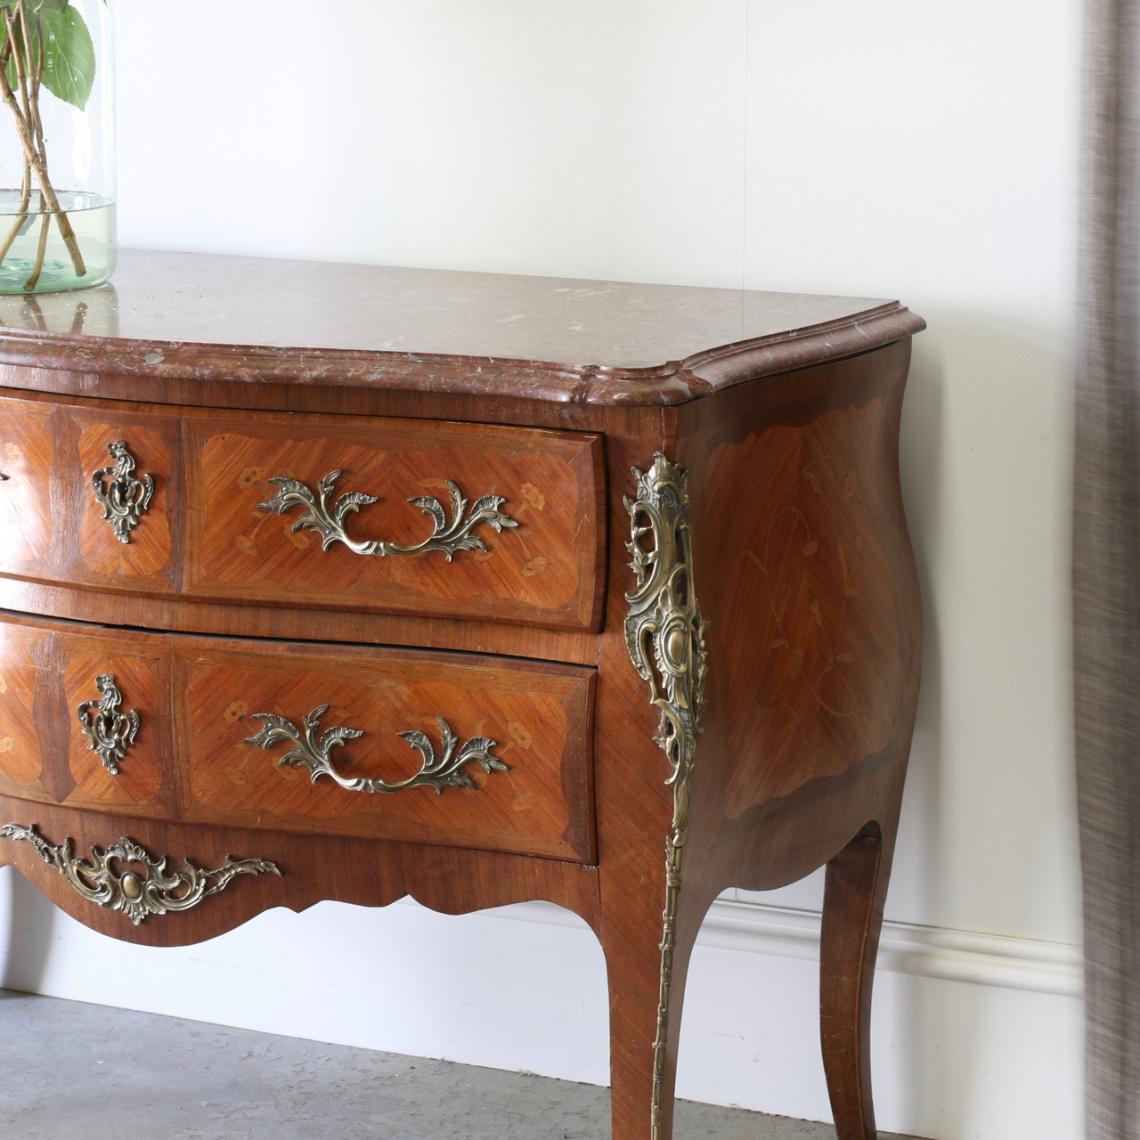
[0,396,55,576]
[0,392,605,631]
[180,640,595,860]
[0,619,55,802]
[0,614,174,816]
[1,392,180,590]
[184,412,603,629]
[75,408,176,586]
[0,613,596,862]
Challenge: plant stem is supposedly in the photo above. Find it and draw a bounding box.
[16,3,48,290]
[22,208,49,290]
[0,2,87,287]
[10,2,42,289]
[29,11,49,171]
[0,69,86,282]
[0,154,33,266]
[0,40,30,264]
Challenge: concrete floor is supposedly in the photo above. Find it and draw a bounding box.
[0,990,916,1139]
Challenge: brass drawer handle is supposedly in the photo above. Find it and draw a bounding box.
[92,440,154,544]
[77,673,139,776]
[0,824,281,926]
[245,705,508,796]
[259,471,518,562]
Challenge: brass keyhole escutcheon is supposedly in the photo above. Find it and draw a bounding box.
[91,440,154,544]
[77,674,140,776]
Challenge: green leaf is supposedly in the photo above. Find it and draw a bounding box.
[40,4,95,110]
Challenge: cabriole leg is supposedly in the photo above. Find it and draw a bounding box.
[819,808,901,1139]
[602,885,701,1140]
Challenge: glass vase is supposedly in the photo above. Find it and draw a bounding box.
[0,0,114,295]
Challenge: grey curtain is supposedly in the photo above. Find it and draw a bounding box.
[1075,1,1140,1136]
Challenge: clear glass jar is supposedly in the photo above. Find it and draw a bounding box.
[0,0,114,295]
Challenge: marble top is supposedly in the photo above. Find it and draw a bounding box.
[0,250,900,369]
[0,250,923,405]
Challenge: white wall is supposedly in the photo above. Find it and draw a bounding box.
[0,4,1084,1138]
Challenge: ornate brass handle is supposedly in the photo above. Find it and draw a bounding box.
[0,824,281,926]
[77,673,139,776]
[245,705,508,796]
[92,440,154,544]
[258,471,518,562]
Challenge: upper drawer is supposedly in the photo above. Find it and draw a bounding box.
[0,392,606,631]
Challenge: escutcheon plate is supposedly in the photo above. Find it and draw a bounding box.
[0,824,281,925]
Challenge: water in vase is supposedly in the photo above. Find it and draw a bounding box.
[0,189,116,295]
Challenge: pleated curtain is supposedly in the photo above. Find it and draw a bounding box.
[1075,1,1140,1136]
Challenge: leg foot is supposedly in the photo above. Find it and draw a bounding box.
[820,809,899,1139]
[602,859,705,1140]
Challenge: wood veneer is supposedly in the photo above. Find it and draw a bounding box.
[0,251,924,1140]
[0,612,596,862]
[0,395,53,575]
[3,392,606,631]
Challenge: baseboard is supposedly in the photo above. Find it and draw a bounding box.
[1,870,1083,1139]
[472,895,1083,997]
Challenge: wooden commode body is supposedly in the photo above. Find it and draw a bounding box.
[0,251,924,1139]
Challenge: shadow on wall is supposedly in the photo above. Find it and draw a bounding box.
[893,313,1074,1134]
[1,866,57,995]
[896,328,953,1128]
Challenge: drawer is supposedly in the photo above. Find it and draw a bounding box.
[0,392,606,631]
[0,612,597,862]
[0,614,174,818]
[183,410,604,629]
[0,397,55,576]
[0,619,55,803]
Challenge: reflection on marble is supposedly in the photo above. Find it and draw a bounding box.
[0,282,119,338]
[0,249,889,370]
[0,252,922,409]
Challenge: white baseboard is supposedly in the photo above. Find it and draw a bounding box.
[445,894,1085,1138]
[0,870,1083,1140]
[474,895,1083,998]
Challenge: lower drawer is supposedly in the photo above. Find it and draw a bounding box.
[0,612,596,862]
